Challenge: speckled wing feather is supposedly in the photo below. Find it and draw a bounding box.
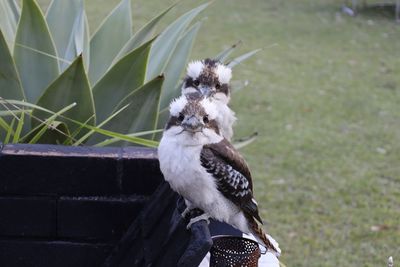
[200,139,263,224]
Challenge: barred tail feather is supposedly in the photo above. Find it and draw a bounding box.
[245,214,281,256]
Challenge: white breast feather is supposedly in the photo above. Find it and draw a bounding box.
[214,100,236,141]
[158,131,248,232]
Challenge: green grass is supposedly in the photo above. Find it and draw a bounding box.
[39,0,400,265]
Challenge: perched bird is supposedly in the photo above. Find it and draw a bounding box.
[158,95,280,255]
[181,58,236,141]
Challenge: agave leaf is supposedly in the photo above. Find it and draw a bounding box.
[0,0,19,51]
[0,29,24,140]
[65,114,93,145]
[113,3,175,63]
[214,40,242,63]
[227,48,261,68]
[88,0,132,85]
[46,0,85,71]
[14,0,59,104]
[0,30,25,101]
[32,56,95,137]
[46,0,83,71]
[8,0,20,21]
[28,120,71,144]
[23,101,76,141]
[95,128,163,147]
[113,75,164,134]
[81,12,90,71]
[146,2,209,81]
[159,21,202,111]
[89,75,164,145]
[72,104,129,146]
[92,38,153,123]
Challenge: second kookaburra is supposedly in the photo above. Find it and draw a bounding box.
[158,95,280,255]
[181,58,236,141]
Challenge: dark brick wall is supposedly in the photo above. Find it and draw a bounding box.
[0,144,163,267]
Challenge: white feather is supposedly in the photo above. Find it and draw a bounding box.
[187,60,204,79]
[216,64,232,84]
[158,129,251,233]
[213,99,236,141]
[169,96,188,117]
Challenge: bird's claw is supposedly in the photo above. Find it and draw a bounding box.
[186,213,210,229]
[181,207,204,221]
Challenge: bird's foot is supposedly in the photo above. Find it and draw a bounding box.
[186,213,210,230]
[181,207,204,221]
[181,207,191,219]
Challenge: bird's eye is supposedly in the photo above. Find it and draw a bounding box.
[193,80,200,86]
[178,113,184,122]
[203,115,209,124]
[215,83,221,90]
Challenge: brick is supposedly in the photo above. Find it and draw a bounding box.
[0,145,120,196]
[0,144,163,196]
[0,197,56,237]
[58,196,146,241]
[121,158,163,195]
[0,239,112,267]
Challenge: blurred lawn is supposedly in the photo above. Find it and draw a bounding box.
[38,0,400,266]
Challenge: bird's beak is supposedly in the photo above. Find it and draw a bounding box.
[199,86,213,97]
[182,115,204,133]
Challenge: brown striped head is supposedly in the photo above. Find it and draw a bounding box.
[182,58,232,104]
[165,95,220,137]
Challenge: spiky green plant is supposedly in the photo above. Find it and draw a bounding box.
[0,0,258,147]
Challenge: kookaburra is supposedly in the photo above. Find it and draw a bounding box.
[158,95,280,255]
[181,58,236,141]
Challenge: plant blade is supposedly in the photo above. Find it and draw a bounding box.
[159,21,202,111]
[227,48,261,68]
[3,117,15,143]
[32,56,95,138]
[146,2,209,81]
[88,0,132,85]
[72,104,129,146]
[214,40,242,63]
[46,0,85,71]
[14,0,59,104]
[2,99,158,147]
[12,110,24,143]
[92,38,153,123]
[0,29,25,140]
[94,129,162,147]
[113,3,175,63]
[0,29,25,101]
[0,0,20,51]
[89,75,164,145]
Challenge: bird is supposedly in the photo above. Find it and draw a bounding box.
[181,58,236,141]
[158,95,280,255]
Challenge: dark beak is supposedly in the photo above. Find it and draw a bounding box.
[182,115,204,133]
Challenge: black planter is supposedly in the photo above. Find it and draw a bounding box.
[0,144,212,267]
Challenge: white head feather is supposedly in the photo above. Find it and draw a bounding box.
[186,60,204,79]
[216,64,232,84]
[169,95,188,117]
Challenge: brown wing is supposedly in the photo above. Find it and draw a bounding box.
[200,139,263,224]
